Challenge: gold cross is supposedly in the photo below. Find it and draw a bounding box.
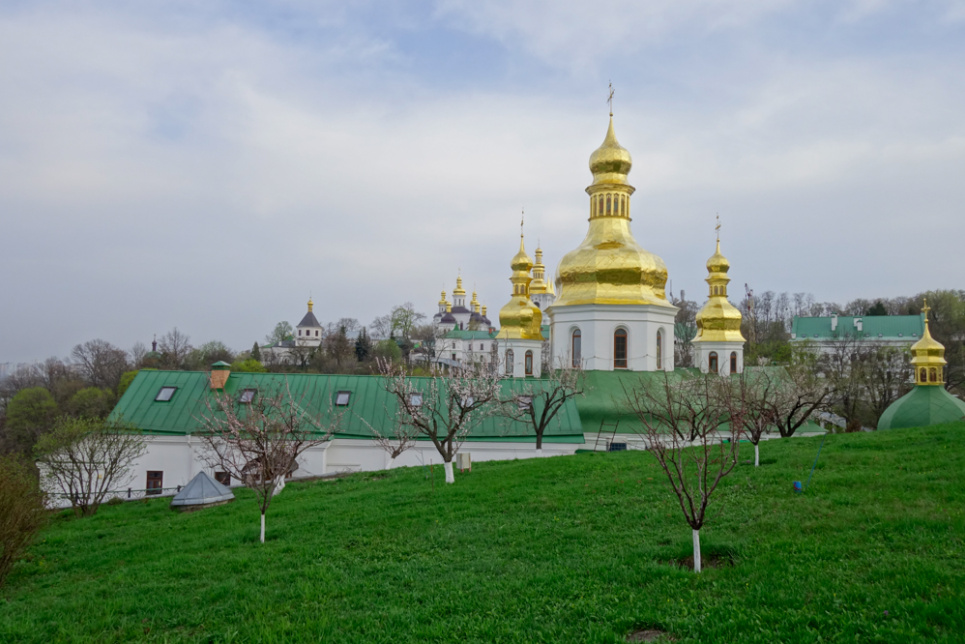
[922,298,930,320]
[715,214,721,241]
[520,209,525,238]
[607,81,614,116]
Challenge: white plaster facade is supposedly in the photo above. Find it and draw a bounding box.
[500,338,543,378]
[548,303,678,371]
[693,341,744,376]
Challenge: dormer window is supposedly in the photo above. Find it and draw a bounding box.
[518,395,533,411]
[239,388,257,404]
[155,386,177,402]
[409,393,423,407]
[335,391,351,406]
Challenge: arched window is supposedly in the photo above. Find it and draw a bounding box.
[571,329,582,367]
[730,352,738,374]
[614,328,628,369]
[525,351,533,376]
[929,368,937,383]
[598,195,604,214]
[505,350,515,376]
[656,328,663,371]
[606,194,612,215]
[920,368,927,383]
[709,352,719,374]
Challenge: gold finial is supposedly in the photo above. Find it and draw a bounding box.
[520,209,525,239]
[607,81,614,117]
[307,297,314,313]
[922,298,930,321]
[715,214,721,242]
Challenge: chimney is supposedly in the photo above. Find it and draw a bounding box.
[830,315,838,332]
[210,361,231,390]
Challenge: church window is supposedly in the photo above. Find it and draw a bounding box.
[598,195,604,214]
[920,368,927,383]
[709,352,718,373]
[155,386,177,402]
[298,329,302,336]
[619,195,625,216]
[525,351,533,376]
[606,194,612,215]
[730,352,738,373]
[315,330,319,337]
[146,471,163,495]
[506,350,514,376]
[929,368,937,383]
[335,391,352,406]
[656,329,663,370]
[614,329,628,369]
[571,330,581,367]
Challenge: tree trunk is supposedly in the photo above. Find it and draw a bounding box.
[387,455,396,470]
[693,528,702,573]
[443,461,454,484]
[260,512,266,544]
[754,442,760,467]
[535,448,544,458]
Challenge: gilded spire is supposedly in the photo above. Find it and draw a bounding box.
[911,299,946,385]
[497,216,542,341]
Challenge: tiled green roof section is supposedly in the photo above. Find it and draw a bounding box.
[111,370,584,443]
[792,315,923,341]
[877,386,965,430]
[442,329,497,340]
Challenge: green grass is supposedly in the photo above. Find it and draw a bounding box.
[3,424,965,643]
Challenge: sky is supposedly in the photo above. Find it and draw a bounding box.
[2,0,964,365]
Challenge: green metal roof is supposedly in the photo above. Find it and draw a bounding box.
[110,370,585,443]
[877,386,965,430]
[442,329,497,340]
[792,315,924,341]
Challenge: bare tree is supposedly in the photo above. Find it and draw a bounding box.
[197,381,338,543]
[626,373,742,573]
[34,417,145,517]
[158,328,193,370]
[720,371,779,466]
[71,339,130,390]
[502,364,585,455]
[380,360,500,484]
[766,360,835,438]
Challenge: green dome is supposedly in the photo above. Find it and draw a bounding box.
[877,386,965,430]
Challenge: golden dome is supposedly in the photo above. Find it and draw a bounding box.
[530,247,548,295]
[589,117,632,186]
[453,276,466,297]
[911,301,946,385]
[497,233,543,341]
[307,297,314,313]
[438,290,448,307]
[552,116,671,308]
[694,237,745,343]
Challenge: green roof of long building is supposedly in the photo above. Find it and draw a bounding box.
[110,370,585,443]
[792,315,924,341]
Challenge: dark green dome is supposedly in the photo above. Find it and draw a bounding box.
[877,386,965,430]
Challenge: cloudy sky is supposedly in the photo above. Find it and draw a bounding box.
[2,0,964,365]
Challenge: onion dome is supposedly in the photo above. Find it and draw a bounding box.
[910,300,947,386]
[530,247,548,294]
[496,229,543,341]
[693,238,745,343]
[553,116,671,308]
[438,290,448,308]
[453,276,466,297]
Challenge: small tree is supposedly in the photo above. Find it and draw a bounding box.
[768,361,835,438]
[503,364,585,455]
[0,455,47,587]
[197,381,338,543]
[34,417,145,517]
[380,360,500,484]
[626,373,742,573]
[721,371,778,467]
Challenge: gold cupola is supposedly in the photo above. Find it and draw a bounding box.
[911,300,946,385]
[438,290,448,308]
[553,115,671,308]
[496,225,543,341]
[307,297,314,312]
[453,276,466,297]
[694,235,745,343]
[529,246,555,295]
[471,290,480,313]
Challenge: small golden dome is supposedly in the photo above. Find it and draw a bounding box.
[693,237,745,343]
[706,240,730,273]
[497,233,543,341]
[453,276,466,296]
[589,117,632,186]
[911,301,946,385]
[307,297,314,313]
[438,290,448,306]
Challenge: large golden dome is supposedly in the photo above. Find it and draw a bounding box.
[552,116,671,308]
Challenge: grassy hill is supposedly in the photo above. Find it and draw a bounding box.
[3,424,965,642]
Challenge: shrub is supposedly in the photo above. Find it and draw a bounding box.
[0,455,47,587]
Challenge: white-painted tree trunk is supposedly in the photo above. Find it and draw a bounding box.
[754,443,760,467]
[260,513,266,544]
[444,461,455,484]
[272,476,286,496]
[387,456,396,470]
[693,528,702,573]
[535,448,544,457]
